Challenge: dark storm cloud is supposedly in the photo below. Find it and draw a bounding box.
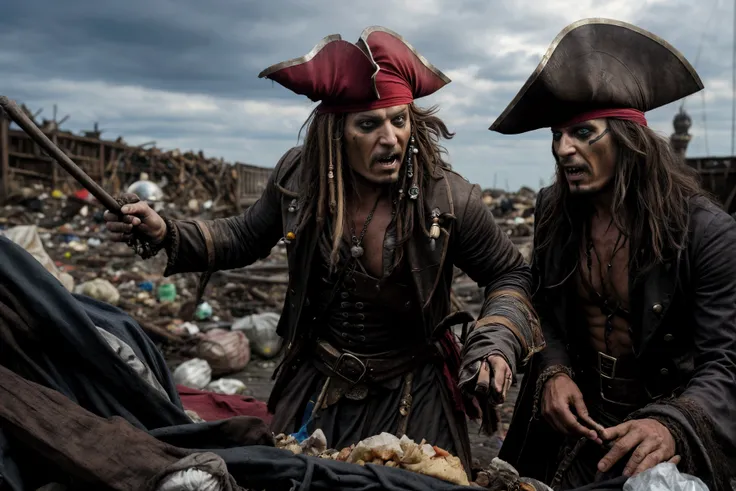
[1,0,733,190]
[0,0,320,98]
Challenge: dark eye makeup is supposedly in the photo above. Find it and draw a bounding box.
[354,112,408,132]
[551,124,598,142]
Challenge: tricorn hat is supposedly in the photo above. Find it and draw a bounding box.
[489,18,704,134]
[258,26,450,114]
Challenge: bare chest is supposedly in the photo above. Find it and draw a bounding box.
[576,222,633,355]
[345,202,393,278]
[578,224,630,309]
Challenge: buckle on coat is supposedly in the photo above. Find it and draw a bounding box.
[333,353,367,385]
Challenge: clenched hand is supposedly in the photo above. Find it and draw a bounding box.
[542,373,603,443]
[598,418,678,477]
[104,193,167,244]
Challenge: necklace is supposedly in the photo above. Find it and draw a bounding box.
[349,193,382,258]
[584,221,630,353]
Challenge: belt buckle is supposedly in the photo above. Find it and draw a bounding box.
[597,352,617,379]
[333,352,367,385]
[597,352,630,406]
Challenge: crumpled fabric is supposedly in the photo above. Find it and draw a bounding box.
[623,463,708,491]
[154,453,243,491]
[96,326,169,400]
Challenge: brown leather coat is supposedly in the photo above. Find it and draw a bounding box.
[162,146,543,415]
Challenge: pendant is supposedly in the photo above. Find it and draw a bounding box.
[351,245,364,258]
[408,185,419,200]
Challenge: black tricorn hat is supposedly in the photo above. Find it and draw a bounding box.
[489,18,704,134]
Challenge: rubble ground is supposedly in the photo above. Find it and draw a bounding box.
[0,183,534,469]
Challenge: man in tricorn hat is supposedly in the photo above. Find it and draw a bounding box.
[493,18,736,490]
[104,26,543,475]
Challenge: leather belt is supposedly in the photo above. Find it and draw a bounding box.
[312,339,442,386]
[579,351,650,409]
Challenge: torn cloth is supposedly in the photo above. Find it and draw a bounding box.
[0,363,190,490]
[177,385,272,425]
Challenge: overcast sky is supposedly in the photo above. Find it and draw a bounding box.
[1,0,733,191]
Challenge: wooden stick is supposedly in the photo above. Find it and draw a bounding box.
[0,96,122,214]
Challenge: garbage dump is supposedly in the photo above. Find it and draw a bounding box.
[0,175,537,470]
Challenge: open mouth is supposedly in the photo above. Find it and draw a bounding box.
[375,153,400,168]
[564,165,587,177]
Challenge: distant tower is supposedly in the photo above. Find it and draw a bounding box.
[670,107,692,161]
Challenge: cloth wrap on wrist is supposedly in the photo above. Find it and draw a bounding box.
[458,289,543,433]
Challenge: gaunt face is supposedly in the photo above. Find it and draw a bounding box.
[343,104,412,185]
[551,118,616,194]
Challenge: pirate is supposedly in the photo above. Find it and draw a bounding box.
[492,19,736,490]
[104,26,543,475]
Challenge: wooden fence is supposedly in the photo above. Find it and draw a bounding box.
[0,113,274,208]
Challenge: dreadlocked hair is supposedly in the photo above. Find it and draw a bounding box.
[293,103,454,274]
[537,118,708,277]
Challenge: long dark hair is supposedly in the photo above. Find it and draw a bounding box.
[293,103,455,272]
[536,118,706,276]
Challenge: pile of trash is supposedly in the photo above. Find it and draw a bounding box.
[275,430,547,490]
[481,187,536,239]
[103,146,248,216]
[0,184,287,396]
[276,431,469,486]
[0,180,538,402]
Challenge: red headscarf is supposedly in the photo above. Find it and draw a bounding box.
[557,108,648,128]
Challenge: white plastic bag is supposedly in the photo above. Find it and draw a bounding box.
[206,378,246,395]
[172,358,212,389]
[76,278,121,305]
[157,468,222,491]
[231,312,282,358]
[623,463,708,491]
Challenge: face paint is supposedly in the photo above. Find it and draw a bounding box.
[551,118,616,195]
[588,128,610,146]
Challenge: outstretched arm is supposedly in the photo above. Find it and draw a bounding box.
[162,147,299,276]
[452,184,544,404]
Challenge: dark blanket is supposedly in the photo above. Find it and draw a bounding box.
[0,235,191,431]
[0,234,252,489]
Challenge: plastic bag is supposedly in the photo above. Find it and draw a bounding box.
[196,329,250,376]
[157,468,222,491]
[172,358,212,389]
[76,279,120,305]
[623,463,708,491]
[231,312,282,359]
[206,378,246,395]
[2,225,74,292]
